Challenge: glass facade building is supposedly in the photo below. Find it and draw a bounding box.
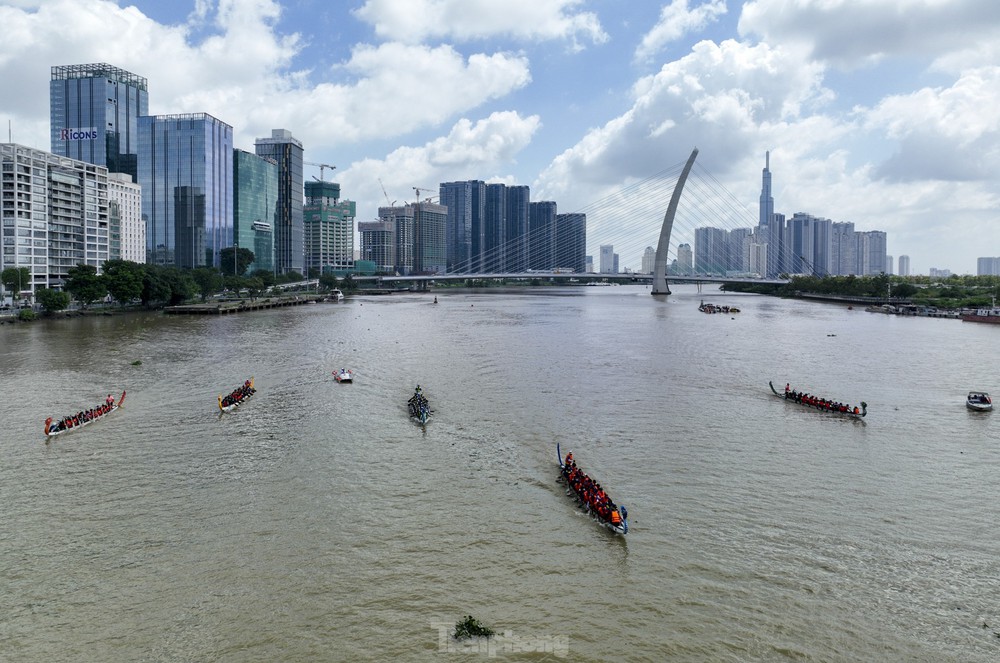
[139,113,233,269]
[254,129,303,275]
[528,201,557,271]
[50,63,148,180]
[554,213,586,273]
[234,149,277,275]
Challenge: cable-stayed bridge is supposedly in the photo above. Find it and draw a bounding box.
[359,149,796,292]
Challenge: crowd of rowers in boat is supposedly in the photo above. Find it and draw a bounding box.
[220,380,255,408]
[407,386,429,416]
[783,384,862,415]
[562,452,624,528]
[46,394,117,433]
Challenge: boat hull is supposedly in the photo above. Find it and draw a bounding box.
[769,381,866,419]
[967,402,993,411]
[219,378,255,413]
[556,443,628,536]
[44,390,126,439]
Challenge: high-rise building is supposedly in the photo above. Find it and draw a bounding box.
[767,213,786,277]
[676,243,693,275]
[555,213,586,273]
[641,246,656,274]
[528,201,557,271]
[599,244,615,274]
[483,183,507,272]
[50,63,148,180]
[811,218,832,276]
[304,181,356,275]
[233,149,277,275]
[585,255,594,273]
[898,255,910,276]
[885,255,894,275]
[976,257,1000,276]
[254,129,303,275]
[728,227,752,273]
[505,185,530,272]
[831,222,856,275]
[694,227,727,274]
[748,239,767,277]
[1,144,110,296]
[107,172,143,263]
[413,201,447,274]
[857,230,887,275]
[759,151,773,230]
[439,180,478,273]
[359,218,396,273]
[139,113,233,268]
[786,213,816,275]
[378,205,414,275]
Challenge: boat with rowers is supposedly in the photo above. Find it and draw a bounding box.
[219,377,255,413]
[966,391,992,411]
[334,368,353,383]
[44,390,126,439]
[557,443,628,536]
[769,381,867,418]
[699,300,739,314]
[407,386,431,425]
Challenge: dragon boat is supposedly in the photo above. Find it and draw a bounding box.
[557,443,628,535]
[44,391,126,439]
[219,377,255,413]
[770,381,867,418]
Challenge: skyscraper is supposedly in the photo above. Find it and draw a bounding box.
[233,149,278,274]
[528,201,557,270]
[139,113,233,268]
[599,244,615,274]
[359,218,396,273]
[694,227,727,274]
[439,180,475,272]
[676,243,693,275]
[831,222,856,275]
[379,205,414,275]
[641,246,656,274]
[898,255,911,276]
[304,181,356,275]
[976,257,999,276]
[857,230,887,275]
[50,63,148,180]
[505,185,530,272]
[107,172,144,263]
[555,213,586,273]
[759,151,773,229]
[413,201,447,274]
[254,129,303,275]
[483,184,507,272]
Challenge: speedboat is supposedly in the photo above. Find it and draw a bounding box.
[967,392,992,411]
[334,368,353,383]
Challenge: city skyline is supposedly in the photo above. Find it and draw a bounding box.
[1,1,998,274]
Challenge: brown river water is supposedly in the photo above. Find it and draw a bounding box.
[1,284,998,661]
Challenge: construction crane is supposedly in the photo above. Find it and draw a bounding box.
[378,178,396,206]
[304,161,336,181]
[412,186,437,202]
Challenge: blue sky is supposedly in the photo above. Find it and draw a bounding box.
[2,0,999,274]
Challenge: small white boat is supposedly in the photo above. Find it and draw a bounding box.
[330,289,344,301]
[967,391,992,411]
[334,368,353,383]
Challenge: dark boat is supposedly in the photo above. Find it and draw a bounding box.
[557,443,628,535]
[219,377,255,413]
[44,390,126,439]
[407,386,430,425]
[770,381,866,418]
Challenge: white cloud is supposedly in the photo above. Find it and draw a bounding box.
[739,0,1000,68]
[353,0,608,48]
[340,111,541,217]
[634,0,727,64]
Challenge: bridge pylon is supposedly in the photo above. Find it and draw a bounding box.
[651,148,698,296]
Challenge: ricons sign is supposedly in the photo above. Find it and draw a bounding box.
[59,128,98,141]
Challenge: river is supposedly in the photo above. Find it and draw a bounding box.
[1,284,998,662]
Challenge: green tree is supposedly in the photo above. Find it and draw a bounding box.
[163,268,197,305]
[1,266,31,302]
[341,274,357,292]
[318,273,340,290]
[65,264,107,307]
[251,269,276,290]
[141,265,171,307]
[219,247,255,276]
[102,260,145,304]
[36,287,70,313]
[191,267,224,301]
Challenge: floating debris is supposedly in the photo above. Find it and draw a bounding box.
[454,615,495,640]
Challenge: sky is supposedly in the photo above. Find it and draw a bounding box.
[1,0,999,274]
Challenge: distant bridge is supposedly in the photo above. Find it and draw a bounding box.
[350,272,788,289]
